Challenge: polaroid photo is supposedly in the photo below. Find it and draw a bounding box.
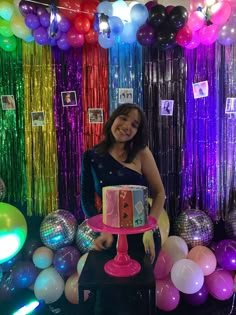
[225,97,236,114]
[31,111,45,127]
[160,100,174,116]
[1,95,16,110]
[88,108,104,124]
[118,88,133,104]
[192,81,209,99]
[61,91,77,107]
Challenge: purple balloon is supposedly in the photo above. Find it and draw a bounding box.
[53,246,81,276]
[137,23,156,46]
[215,239,236,270]
[37,6,48,17]
[12,261,39,289]
[0,252,22,272]
[0,272,17,301]
[57,33,71,50]
[182,283,208,305]
[33,27,49,45]
[145,1,158,11]
[25,13,40,30]
[22,239,42,260]
[39,12,50,28]
[58,17,71,33]
[19,0,37,16]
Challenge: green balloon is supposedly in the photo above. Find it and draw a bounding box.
[0,202,27,263]
[1,34,16,52]
[0,17,13,37]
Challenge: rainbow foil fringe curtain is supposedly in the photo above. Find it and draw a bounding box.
[0,41,235,221]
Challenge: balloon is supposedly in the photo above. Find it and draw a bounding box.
[185,31,200,49]
[0,202,27,264]
[155,277,180,311]
[66,26,85,47]
[154,250,173,280]
[218,25,236,46]
[0,34,16,51]
[24,13,40,30]
[97,1,113,17]
[182,282,208,305]
[19,0,37,16]
[34,267,64,304]
[171,259,204,294]
[10,15,31,39]
[112,0,129,21]
[36,6,47,17]
[0,251,22,272]
[120,22,138,44]
[11,261,39,288]
[148,4,166,28]
[39,11,50,28]
[145,1,158,11]
[190,0,205,12]
[176,25,192,47]
[64,272,89,304]
[58,16,71,33]
[187,245,216,276]
[74,13,90,34]
[0,18,13,37]
[187,11,206,31]
[130,4,148,27]
[0,1,14,21]
[210,2,232,25]
[33,26,48,45]
[53,246,81,277]
[166,5,175,15]
[136,23,155,46]
[81,1,97,21]
[168,6,188,30]
[98,33,115,48]
[215,239,236,270]
[32,246,54,269]
[109,16,124,36]
[156,28,177,50]
[58,0,82,21]
[162,236,188,263]
[22,238,42,260]
[205,269,234,300]
[0,272,17,301]
[199,24,219,45]
[84,28,98,44]
[77,252,88,275]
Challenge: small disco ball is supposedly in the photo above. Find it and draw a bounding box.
[0,178,6,201]
[173,209,214,248]
[40,209,78,250]
[225,210,236,240]
[75,220,99,254]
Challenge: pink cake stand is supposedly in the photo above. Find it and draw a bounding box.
[87,214,157,278]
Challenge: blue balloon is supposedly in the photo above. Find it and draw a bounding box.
[98,34,115,49]
[97,1,113,17]
[120,22,138,44]
[109,16,124,36]
[130,4,149,26]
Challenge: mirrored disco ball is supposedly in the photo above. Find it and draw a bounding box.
[173,209,214,248]
[225,210,236,240]
[40,209,78,250]
[76,220,99,254]
[0,177,6,201]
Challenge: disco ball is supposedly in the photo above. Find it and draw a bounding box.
[0,178,6,201]
[75,220,99,254]
[173,209,214,248]
[225,210,236,240]
[40,209,78,250]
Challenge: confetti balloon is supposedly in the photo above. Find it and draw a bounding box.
[75,220,99,254]
[40,209,77,250]
[0,177,6,201]
[225,210,236,240]
[173,209,214,248]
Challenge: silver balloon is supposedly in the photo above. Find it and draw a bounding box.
[75,220,99,254]
[40,209,78,250]
[225,210,236,240]
[0,177,6,201]
[173,209,214,248]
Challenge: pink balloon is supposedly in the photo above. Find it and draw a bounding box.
[187,245,217,276]
[66,27,85,47]
[155,277,180,312]
[205,269,234,300]
[154,250,173,280]
[190,0,205,12]
[176,25,192,47]
[210,2,232,25]
[185,31,200,49]
[64,272,89,304]
[187,11,206,31]
[199,24,219,45]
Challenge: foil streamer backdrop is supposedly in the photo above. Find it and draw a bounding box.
[0,39,27,207]
[143,47,185,220]
[22,42,58,216]
[82,43,109,151]
[52,47,83,219]
[109,41,143,113]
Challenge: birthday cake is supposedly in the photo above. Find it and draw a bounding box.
[102,185,148,228]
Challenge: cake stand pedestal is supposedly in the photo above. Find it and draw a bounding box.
[87,215,157,277]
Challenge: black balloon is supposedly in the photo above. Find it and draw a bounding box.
[156,28,177,50]
[148,4,166,28]
[168,6,188,30]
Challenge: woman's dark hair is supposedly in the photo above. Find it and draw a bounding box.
[95,103,148,162]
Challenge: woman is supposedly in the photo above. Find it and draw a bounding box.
[80,103,165,314]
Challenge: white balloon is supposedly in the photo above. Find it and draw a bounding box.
[32,246,54,269]
[77,252,88,275]
[162,236,188,263]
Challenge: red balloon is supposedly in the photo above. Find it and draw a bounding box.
[81,1,97,21]
[59,0,82,21]
[74,13,91,34]
[67,27,85,47]
[85,29,98,44]
[176,25,192,47]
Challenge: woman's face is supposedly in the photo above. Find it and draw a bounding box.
[111,109,140,143]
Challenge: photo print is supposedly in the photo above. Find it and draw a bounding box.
[160,100,174,116]
[88,108,104,123]
[1,95,15,110]
[225,97,236,114]
[192,81,209,99]
[118,88,133,104]
[31,111,45,127]
[61,91,77,107]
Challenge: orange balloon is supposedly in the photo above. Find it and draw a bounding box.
[64,272,89,304]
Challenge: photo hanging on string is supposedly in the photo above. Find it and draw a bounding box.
[160,100,174,116]
[118,88,133,104]
[225,97,236,114]
[1,95,16,110]
[61,91,77,107]
[192,81,209,99]
[88,108,104,124]
[31,111,45,127]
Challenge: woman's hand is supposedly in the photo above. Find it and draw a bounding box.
[143,230,155,263]
[93,233,113,251]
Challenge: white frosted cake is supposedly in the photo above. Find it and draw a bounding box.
[102,185,148,228]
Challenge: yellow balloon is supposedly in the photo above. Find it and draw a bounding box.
[10,14,31,39]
